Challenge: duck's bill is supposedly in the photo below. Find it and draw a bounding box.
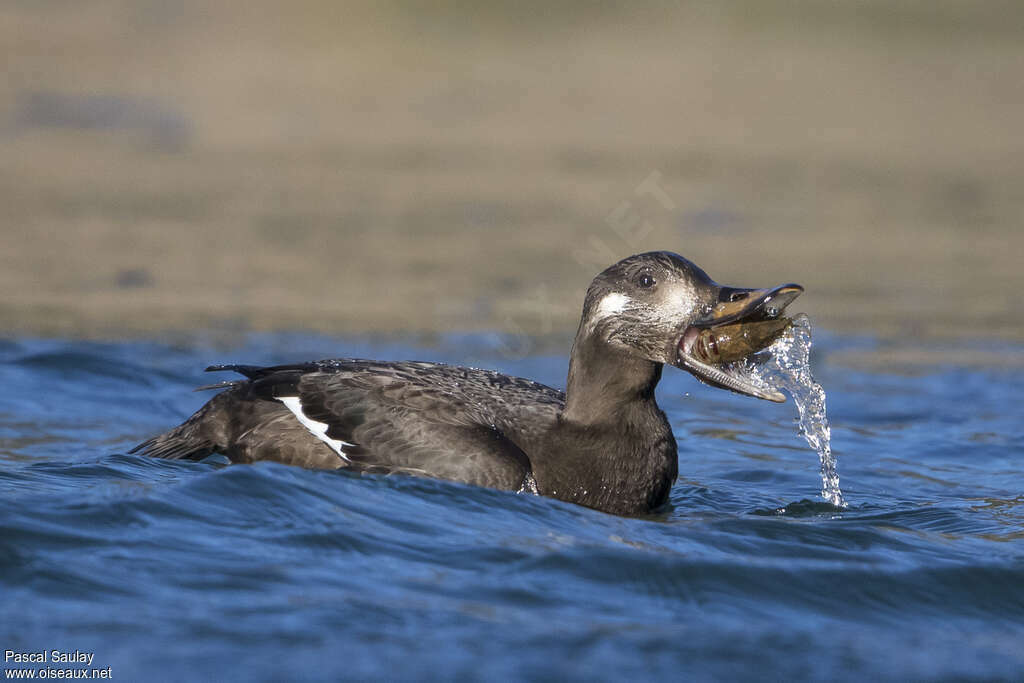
[672,283,803,403]
[676,352,787,402]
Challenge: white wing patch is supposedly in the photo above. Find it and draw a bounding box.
[596,292,630,318]
[278,396,353,462]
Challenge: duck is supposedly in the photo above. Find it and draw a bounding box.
[132,251,802,516]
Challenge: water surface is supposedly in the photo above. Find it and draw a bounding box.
[2,333,1023,681]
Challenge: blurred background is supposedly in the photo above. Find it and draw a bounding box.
[2,0,1022,357]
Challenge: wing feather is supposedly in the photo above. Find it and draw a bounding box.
[211,359,563,488]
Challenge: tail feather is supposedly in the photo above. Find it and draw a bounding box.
[129,429,216,460]
[205,364,264,378]
[193,380,243,392]
[131,390,234,461]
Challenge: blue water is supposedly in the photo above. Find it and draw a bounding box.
[2,333,1023,681]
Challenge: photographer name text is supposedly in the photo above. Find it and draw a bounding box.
[5,652,94,667]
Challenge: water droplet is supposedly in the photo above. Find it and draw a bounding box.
[725,314,845,507]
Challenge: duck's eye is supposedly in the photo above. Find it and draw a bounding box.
[636,273,656,289]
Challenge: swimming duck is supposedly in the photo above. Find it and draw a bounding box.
[133,252,802,515]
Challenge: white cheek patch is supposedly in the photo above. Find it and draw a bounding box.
[278,396,353,462]
[596,292,630,318]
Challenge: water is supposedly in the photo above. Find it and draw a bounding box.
[739,314,845,507]
[2,333,1024,681]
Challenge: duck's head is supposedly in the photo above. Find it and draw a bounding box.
[576,251,803,403]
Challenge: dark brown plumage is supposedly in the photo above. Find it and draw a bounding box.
[132,252,801,516]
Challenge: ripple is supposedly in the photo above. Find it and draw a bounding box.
[2,335,1024,680]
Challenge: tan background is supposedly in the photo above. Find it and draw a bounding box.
[2,1,1022,360]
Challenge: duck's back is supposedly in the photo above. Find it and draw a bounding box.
[132,359,566,491]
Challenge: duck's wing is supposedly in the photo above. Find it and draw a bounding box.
[138,360,562,491]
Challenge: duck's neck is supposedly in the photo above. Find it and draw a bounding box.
[538,330,676,516]
[563,332,663,425]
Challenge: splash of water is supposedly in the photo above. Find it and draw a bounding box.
[732,314,845,507]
